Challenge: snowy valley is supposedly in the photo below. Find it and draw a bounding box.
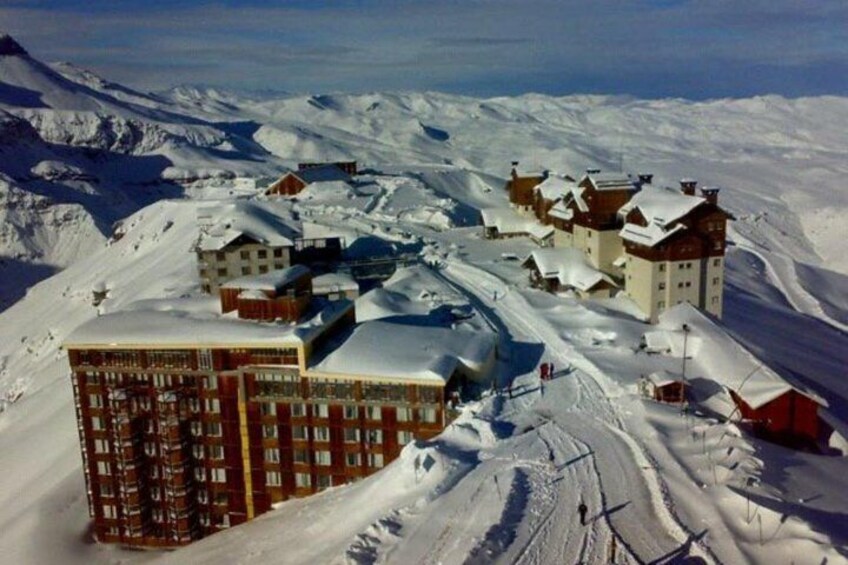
[0,34,846,565]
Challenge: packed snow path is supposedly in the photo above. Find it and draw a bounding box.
[440,259,714,564]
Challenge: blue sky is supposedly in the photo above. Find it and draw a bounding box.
[2,0,847,99]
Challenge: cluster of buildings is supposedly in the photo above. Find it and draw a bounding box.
[64,179,496,548]
[482,164,731,322]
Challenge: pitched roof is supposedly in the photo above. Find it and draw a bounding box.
[480,208,554,239]
[291,164,351,184]
[582,172,638,192]
[534,175,575,201]
[523,248,617,292]
[618,186,704,247]
[196,200,300,251]
[651,304,827,411]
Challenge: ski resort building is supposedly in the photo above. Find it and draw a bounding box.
[648,305,827,449]
[618,181,731,322]
[480,207,554,246]
[219,266,313,321]
[265,164,352,196]
[63,275,494,548]
[522,248,617,299]
[505,163,546,217]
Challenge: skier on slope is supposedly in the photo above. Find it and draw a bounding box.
[578,501,588,526]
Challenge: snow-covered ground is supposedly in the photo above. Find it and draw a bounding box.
[0,34,847,565]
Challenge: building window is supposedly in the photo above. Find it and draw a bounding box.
[207,422,222,437]
[295,473,311,488]
[205,398,221,413]
[316,475,331,490]
[343,405,359,420]
[659,264,666,272]
[215,251,226,261]
[293,449,308,464]
[192,444,205,459]
[368,453,384,468]
[314,403,330,418]
[262,425,278,439]
[658,282,666,291]
[240,250,250,260]
[91,417,104,431]
[292,426,307,440]
[396,407,412,422]
[346,453,361,467]
[398,430,415,445]
[217,268,227,277]
[658,301,665,310]
[103,505,117,519]
[685,281,691,288]
[259,265,269,274]
[344,428,360,443]
[258,250,267,259]
[266,471,282,486]
[713,258,721,267]
[100,483,114,497]
[211,468,227,483]
[261,402,277,417]
[713,241,722,250]
[291,403,306,417]
[678,263,684,270]
[686,262,692,269]
[191,421,203,437]
[712,296,720,305]
[713,277,720,286]
[365,406,382,421]
[366,429,383,445]
[273,248,283,258]
[677,282,684,288]
[96,461,111,475]
[210,445,224,460]
[88,394,103,408]
[242,266,251,275]
[420,408,438,423]
[315,450,332,466]
[264,448,280,463]
[313,426,330,442]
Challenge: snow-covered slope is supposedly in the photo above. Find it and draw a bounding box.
[0,33,847,565]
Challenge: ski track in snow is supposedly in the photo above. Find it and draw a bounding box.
[440,258,715,565]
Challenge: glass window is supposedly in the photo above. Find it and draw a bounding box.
[658,282,666,291]
[266,471,281,486]
[316,475,331,490]
[293,449,308,464]
[313,426,330,442]
[264,448,280,463]
[420,408,438,424]
[210,445,224,460]
[242,266,251,275]
[343,405,359,420]
[365,406,381,421]
[207,422,222,437]
[346,453,361,467]
[291,403,306,417]
[292,426,307,440]
[314,403,329,418]
[368,453,384,468]
[398,430,415,445]
[211,468,226,483]
[240,250,250,260]
[295,473,311,487]
[315,451,332,465]
[365,429,383,445]
[258,250,267,259]
[344,428,360,443]
[261,402,277,417]
[262,425,278,439]
[396,407,412,422]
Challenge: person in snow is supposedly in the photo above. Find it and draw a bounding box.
[578,501,588,525]
[540,362,549,381]
[550,363,555,378]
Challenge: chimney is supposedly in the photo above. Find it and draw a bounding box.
[700,186,720,205]
[542,169,550,180]
[637,173,653,185]
[679,178,698,196]
[511,161,519,179]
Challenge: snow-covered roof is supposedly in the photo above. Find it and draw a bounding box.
[290,164,351,184]
[480,208,554,239]
[312,272,359,294]
[619,186,704,228]
[534,175,575,201]
[647,370,684,388]
[310,321,496,384]
[582,172,638,192]
[523,248,617,292]
[221,265,311,293]
[196,200,300,251]
[652,304,827,411]
[617,186,703,247]
[63,297,352,350]
[239,289,270,301]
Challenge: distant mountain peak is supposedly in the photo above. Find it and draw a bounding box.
[0,34,28,57]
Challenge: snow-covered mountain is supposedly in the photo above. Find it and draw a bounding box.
[0,33,846,565]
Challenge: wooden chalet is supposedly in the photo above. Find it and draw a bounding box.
[265,164,352,196]
[219,265,313,322]
[645,370,688,403]
[523,248,617,299]
[505,162,546,214]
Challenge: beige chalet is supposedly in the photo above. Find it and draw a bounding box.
[547,172,640,275]
[618,180,731,322]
